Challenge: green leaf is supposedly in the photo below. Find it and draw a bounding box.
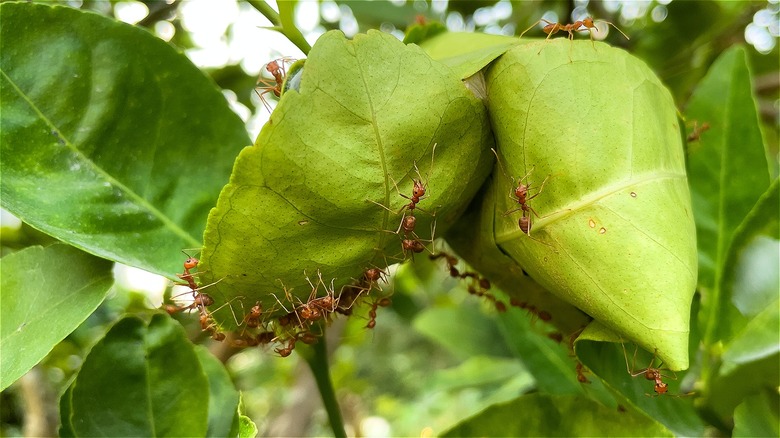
[440,394,672,437]
[733,390,780,438]
[402,21,448,45]
[238,414,258,438]
[59,383,76,437]
[576,340,705,437]
[496,306,584,395]
[720,179,780,340]
[413,306,510,360]
[201,30,493,327]
[418,31,520,79]
[445,178,591,337]
[194,346,240,438]
[431,356,530,391]
[721,300,780,375]
[0,3,249,276]
[486,40,696,370]
[683,45,771,345]
[69,315,209,437]
[0,244,112,391]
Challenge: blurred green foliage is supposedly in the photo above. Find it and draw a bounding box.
[2,0,777,436]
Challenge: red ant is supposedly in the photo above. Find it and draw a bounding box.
[576,362,591,384]
[365,297,391,329]
[175,253,201,290]
[492,149,559,244]
[687,121,710,143]
[520,17,629,52]
[255,57,294,111]
[243,301,263,328]
[622,343,689,397]
[275,337,297,357]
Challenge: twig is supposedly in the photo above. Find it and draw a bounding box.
[299,326,346,437]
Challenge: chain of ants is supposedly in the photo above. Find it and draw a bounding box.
[165,257,393,357]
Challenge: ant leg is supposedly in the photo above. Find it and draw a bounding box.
[519,19,543,38]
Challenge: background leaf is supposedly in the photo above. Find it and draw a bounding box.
[0,243,112,391]
[576,340,706,437]
[201,30,493,326]
[683,45,771,345]
[194,346,241,438]
[440,393,672,437]
[719,179,779,343]
[732,391,780,438]
[0,3,249,276]
[69,315,209,437]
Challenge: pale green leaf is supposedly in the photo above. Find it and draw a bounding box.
[487,40,696,370]
[200,30,493,328]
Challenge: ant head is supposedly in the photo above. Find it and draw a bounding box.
[364,268,383,283]
[654,381,669,395]
[515,184,529,199]
[183,257,199,270]
[195,293,215,307]
[582,17,595,28]
[412,180,426,198]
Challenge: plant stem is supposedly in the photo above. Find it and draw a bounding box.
[245,0,312,55]
[245,0,280,26]
[300,334,346,437]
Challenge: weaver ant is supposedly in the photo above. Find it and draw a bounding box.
[576,362,591,384]
[686,121,710,143]
[255,57,294,111]
[275,338,297,357]
[365,297,392,329]
[242,301,263,328]
[492,149,559,244]
[175,252,201,290]
[622,343,689,397]
[520,17,629,53]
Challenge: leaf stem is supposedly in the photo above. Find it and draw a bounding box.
[300,334,346,437]
[245,0,312,55]
[245,0,280,26]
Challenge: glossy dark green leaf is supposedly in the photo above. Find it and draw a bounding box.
[441,393,672,437]
[683,45,771,344]
[720,179,780,340]
[201,30,493,328]
[194,346,240,438]
[69,315,209,437]
[575,339,705,437]
[487,40,696,370]
[733,390,780,438]
[0,244,112,391]
[496,306,584,395]
[59,383,76,437]
[0,3,249,276]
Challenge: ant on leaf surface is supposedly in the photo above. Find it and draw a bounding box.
[520,17,629,54]
[622,342,693,398]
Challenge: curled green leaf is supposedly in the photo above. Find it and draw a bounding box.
[486,40,697,370]
[201,30,493,328]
